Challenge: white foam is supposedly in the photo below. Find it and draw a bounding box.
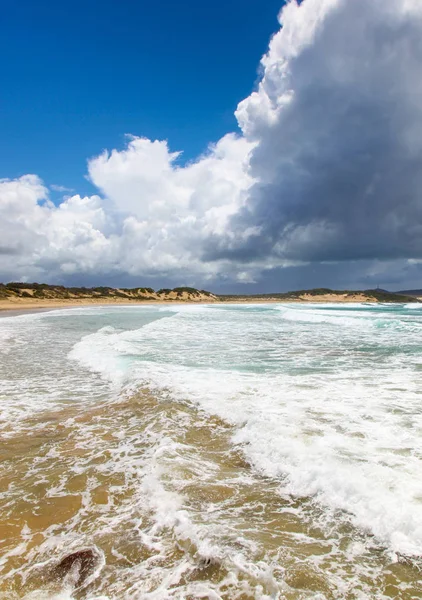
[66,303,422,556]
[404,303,422,309]
[278,306,366,327]
[68,326,126,385]
[6,302,422,566]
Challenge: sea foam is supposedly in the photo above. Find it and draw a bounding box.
[66,303,422,556]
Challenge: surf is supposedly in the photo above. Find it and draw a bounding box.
[2,303,422,598]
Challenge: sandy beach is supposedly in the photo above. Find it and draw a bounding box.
[0,297,216,313]
[0,292,398,314]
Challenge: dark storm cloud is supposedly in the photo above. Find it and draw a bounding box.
[0,247,19,256]
[205,0,422,266]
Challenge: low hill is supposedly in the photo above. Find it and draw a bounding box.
[396,289,422,297]
[218,288,420,303]
[0,283,419,309]
[0,283,217,303]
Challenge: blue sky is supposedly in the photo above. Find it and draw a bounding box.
[1,0,283,198]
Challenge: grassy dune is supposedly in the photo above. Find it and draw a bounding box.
[0,283,419,309]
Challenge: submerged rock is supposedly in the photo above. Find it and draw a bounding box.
[51,546,104,590]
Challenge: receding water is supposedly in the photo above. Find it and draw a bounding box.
[1,303,422,598]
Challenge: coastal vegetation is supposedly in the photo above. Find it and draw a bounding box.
[0,283,419,304]
[0,283,217,302]
[218,288,420,303]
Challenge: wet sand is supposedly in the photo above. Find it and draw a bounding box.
[1,389,422,599]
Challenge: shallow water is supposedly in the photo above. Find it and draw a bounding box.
[1,303,422,598]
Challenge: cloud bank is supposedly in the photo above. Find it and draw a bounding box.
[2,0,422,290]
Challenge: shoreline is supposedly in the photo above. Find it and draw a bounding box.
[0,298,217,313]
[0,294,414,316]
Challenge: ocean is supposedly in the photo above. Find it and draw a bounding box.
[1,302,422,599]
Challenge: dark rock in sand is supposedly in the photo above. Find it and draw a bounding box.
[51,547,103,589]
